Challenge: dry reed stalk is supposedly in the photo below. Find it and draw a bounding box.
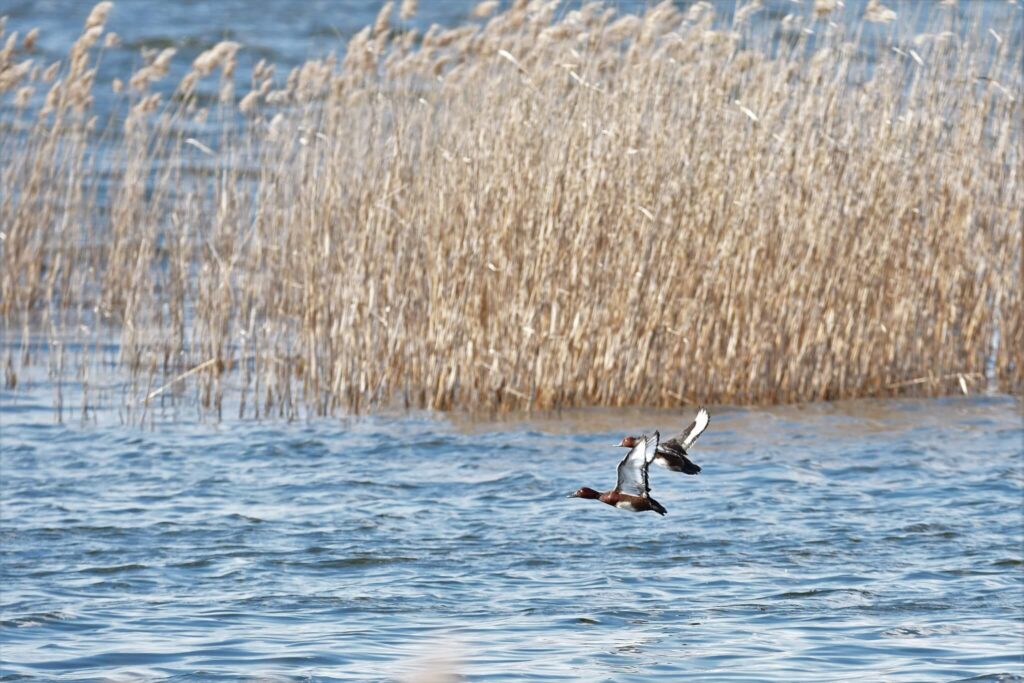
[0,1,1021,422]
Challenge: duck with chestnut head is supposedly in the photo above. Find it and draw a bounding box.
[569,431,667,516]
[619,407,709,475]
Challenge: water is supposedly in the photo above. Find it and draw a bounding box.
[2,396,1022,680]
[4,0,1021,114]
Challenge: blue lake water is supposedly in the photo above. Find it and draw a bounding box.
[1,395,1022,681]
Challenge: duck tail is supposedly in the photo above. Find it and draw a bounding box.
[649,497,667,516]
[679,457,701,475]
[659,452,702,475]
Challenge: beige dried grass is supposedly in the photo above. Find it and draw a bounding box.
[0,1,1020,421]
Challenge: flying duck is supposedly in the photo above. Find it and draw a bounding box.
[569,431,667,515]
[618,407,710,475]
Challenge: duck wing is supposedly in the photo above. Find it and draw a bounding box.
[615,431,660,497]
[662,407,710,452]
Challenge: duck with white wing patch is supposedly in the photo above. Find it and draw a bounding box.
[569,431,667,516]
[618,407,710,475]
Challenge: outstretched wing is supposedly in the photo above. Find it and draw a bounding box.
[641,430,659,496]
[681,408,710,448]
[663,407,710,452]
[615,435,648,496]
[615,431,660,497]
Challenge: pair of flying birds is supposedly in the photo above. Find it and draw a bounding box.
[569,408,710,516]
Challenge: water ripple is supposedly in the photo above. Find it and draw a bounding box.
[1,397,1022,680]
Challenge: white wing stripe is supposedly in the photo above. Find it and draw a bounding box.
[643,431,659,497]
[644,431,659,465]
[614,437,648,496]
[682,408,710,448]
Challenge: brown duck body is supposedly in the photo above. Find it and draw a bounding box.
[569,432,667,516]
[598,490,667,515]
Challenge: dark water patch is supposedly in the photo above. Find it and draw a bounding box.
[75,563,149,576]
[992,558,1023,567]
[29,650,186,670]
[769,588,876,601]
[281,555,420,569]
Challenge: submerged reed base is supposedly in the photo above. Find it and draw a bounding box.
[0,1,1021,421]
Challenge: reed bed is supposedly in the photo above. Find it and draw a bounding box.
[0,1,1021,420]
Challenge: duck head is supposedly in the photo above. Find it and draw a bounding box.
[618,435,641,448]
[569,487,601,499]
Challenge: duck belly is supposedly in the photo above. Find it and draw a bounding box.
[615,499,641,512]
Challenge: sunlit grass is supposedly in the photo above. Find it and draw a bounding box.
[1,0,1020,420]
